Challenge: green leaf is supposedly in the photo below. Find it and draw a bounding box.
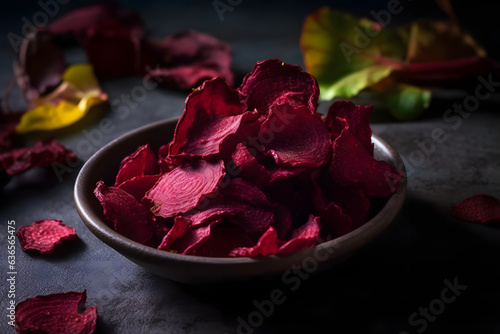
[300,7,405,100]
[381,84,431,121]
[319,64,394,100]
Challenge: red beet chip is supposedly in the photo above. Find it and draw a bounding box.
[0,139,77,176]
[451,194,500,223]
[94,181,153,244]
[230,226,279,257]
[117,174,161,201]
[185,203,243,228]
[238,59,319,114]
[15,290,97,334]
[231,143,271,187]
[81,7,152,79]
[144,160,226,218]
[278,215,320,255]
[324,101,373,153]
[320,202,354,239]
[145,31,234,89]
[17,219,78,255]
[219,178,275,233]
[272,204,293,239]
[114,144,159,186]
[261,104,332,168]
[198,222,255,257]
[150,216,172,245]
[330,120,402,198]
[167,78,248,162]
[314,169,370,230]
[158,216,192,252]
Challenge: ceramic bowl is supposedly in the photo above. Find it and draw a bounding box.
[74,118,407,284]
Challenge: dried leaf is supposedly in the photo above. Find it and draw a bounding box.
[15,64,108,134]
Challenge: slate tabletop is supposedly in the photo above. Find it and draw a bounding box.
[1,1,500,333]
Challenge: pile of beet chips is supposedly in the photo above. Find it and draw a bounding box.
[95,59,403,258]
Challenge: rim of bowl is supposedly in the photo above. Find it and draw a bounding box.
[74,118,407,266]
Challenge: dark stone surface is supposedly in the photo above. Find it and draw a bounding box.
[1,1,500,333]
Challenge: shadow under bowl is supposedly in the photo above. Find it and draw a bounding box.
[74,118,407,284]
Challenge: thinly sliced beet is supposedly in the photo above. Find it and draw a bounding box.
[114,144,158,186]
[324,101,373,153]
[17,219,78,255]
[167,78,247,161]
[261,104,332,168]
[117,174,161,202]
[451,194,500,223]
[230,226,279,257]
[94,181,153,244]
[320,202,354,239]
[144,160,225,218]
[198,222,255,257]
[272,204,293,239]
[0,139,77,176]
[145,31,234,89]
[158,216,191,252]
[330,119,401,198]
[238,59,319,114]
[278,215,320,255]
[15,290,97,334]
[231,143,271,187]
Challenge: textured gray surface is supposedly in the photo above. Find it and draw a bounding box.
[1,1,500,333]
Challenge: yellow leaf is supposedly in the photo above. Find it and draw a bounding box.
[16,64,108,134]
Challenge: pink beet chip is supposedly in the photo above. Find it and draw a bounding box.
[114,144,158,186]
[117,174,161,202]
[451,194,500,223]
[16,219,78,255]
[330,119,402,198]
[230,226,279,257]
[324,101,373,153]
[144,159,226,218]
[15,290,97,334]
[158,216,192,252]
[238,59,319,114]
[0,139,77,176]
[231,143,271,187]
[167,78,247,161]
[278,215,320,255]
[261,104,332,168]
[198,223,255,257]
[94,181,153,244]
[320,202,354,239]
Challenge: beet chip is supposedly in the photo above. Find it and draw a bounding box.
[117,174,161,202]
[145,31,234,89]
[238,59,319,114]
[330,120,401,198]
[261,104,332,168]
[144,160,225,218]
[17,219,78,255]
[197,223,255,257]
[114,144,158,186]
[278,215,320,255]
[451,194,500,224]
[219,178,275,233]
[231,143,271,187]
[320,202,354,239]
[230,226,279,257]
[167,78,248,162]
[0,139,77,176]
[15,290,97,334]
[324,101,373,153]
[158,216,191,252]
[94,181,153,244]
